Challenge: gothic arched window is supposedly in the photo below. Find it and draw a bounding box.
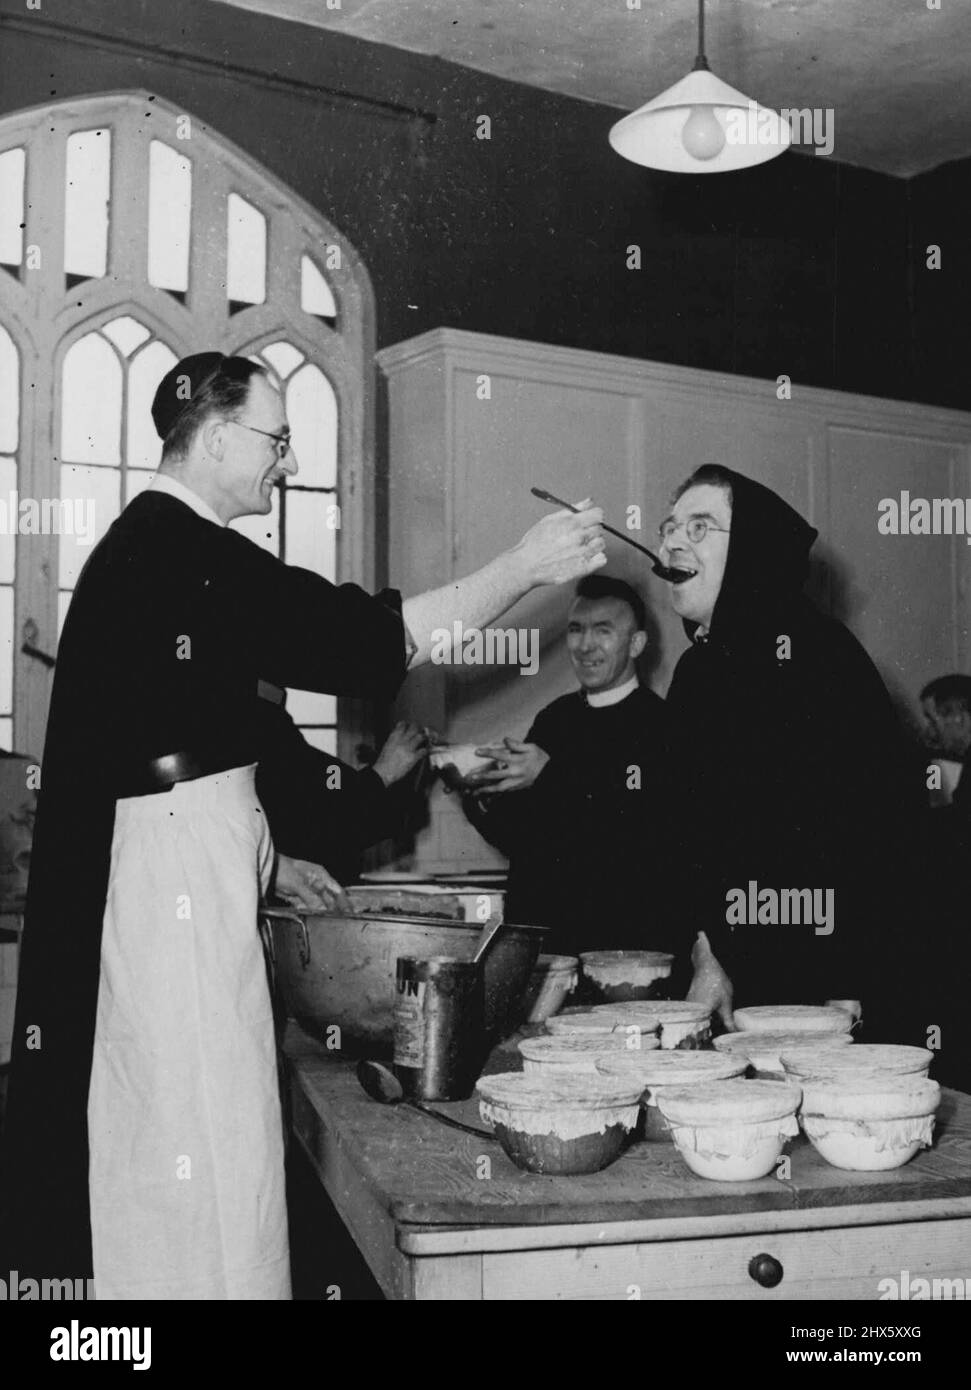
[0,92,376,757]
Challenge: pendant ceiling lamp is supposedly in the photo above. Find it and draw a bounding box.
[609,0,791,173]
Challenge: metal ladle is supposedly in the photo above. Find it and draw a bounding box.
[530,486,693,584]
[471,914,504,965]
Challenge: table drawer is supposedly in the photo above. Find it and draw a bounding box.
[480,1218,971,1300]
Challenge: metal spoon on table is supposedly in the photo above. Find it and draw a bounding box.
[356,1060,495,1140]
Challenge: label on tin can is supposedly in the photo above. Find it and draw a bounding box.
[393,976,426,1068]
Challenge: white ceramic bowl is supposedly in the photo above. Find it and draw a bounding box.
[714,1030,854,1078]
[476,1071,642,1174]
[732,1005,854,1035]
[523,954,579,1023]
[519,1031,658,1076]
[655,1080,802,1181]
[546,1009,661,1047]
[428,744,496,779]
[781,1043,934,1085]
[579,950,674,1002]
[597,1050,749,1140]
[594,1001,712,1050]
[799,1078,940,1171]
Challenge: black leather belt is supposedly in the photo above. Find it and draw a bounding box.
[116,678,284,800]
[117,751,238,799]
[117,682,283,798]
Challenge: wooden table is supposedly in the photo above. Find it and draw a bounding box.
[286,1027,971,1301]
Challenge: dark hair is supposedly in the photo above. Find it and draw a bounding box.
[673,463,735,506]
[574,574,647,632]
[161,357,267,461]
[920,674,971,716]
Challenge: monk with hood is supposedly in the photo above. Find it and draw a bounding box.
[659,465,922,1030]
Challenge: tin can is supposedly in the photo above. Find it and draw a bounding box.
[393,956,484,1101]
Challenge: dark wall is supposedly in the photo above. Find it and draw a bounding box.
[0,0,955,408]
[908,157,971,411]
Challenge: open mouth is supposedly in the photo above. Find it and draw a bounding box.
[666,567,698,586]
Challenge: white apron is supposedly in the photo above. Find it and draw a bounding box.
[87,764,291,1300]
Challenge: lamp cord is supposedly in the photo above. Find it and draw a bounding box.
[693,0,711,72]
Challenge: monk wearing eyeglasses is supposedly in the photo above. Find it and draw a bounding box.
[1,352,606,1300]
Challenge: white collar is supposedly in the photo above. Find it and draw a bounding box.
[148,472,226,528]
[585,674,639,709]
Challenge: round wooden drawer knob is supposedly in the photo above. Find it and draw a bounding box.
[748,1253,784,1288]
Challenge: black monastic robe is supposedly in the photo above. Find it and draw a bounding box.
[254,700,407,883]
[0,491,407,1280]
[463,685,675,960]
[663,469,926,1021]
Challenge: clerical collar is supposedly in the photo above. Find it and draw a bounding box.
[584,675,639,708]
[148,472,226,528]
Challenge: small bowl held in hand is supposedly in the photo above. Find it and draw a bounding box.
[429,744,500,791]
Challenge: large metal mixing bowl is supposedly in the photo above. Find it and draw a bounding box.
[263,908,546,1048]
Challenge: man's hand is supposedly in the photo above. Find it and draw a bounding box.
[512,500,606,587]
[463,738,550,794]
[273,854,351,914]
[372,721,431,787]
[400,499,605,668]
[687,931,736,1031]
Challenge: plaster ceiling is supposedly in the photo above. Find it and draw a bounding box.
[212,0,971,177]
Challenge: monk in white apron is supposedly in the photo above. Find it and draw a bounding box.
[0,349,604,1297]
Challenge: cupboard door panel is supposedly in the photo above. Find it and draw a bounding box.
[825,428,971,717]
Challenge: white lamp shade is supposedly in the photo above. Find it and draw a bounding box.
[609,67,791,173]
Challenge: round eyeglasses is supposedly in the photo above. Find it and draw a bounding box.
[233,421,293,461]
[659,517,730,545]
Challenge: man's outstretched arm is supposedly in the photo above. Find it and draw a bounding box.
[402,502,605,668]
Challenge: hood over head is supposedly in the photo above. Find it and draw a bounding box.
[683,467,818,646]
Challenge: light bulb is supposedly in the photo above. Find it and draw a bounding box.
[682,106,725,161]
